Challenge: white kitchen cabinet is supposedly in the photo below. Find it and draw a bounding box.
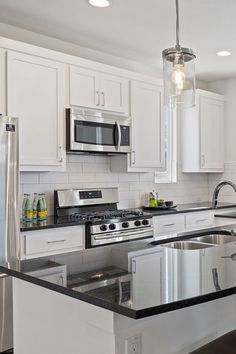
[111,80,164,172]
[185,211,214,230]
[20,225,84,260]
[181,89,224,173]
[69,65,129,115]
[7,50,66,171]
[26,264,67,286]
[153,214,185,236]
[131,251,164,308]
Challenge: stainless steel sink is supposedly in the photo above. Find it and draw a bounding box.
[160,241,214,250]
[191,234,236,245]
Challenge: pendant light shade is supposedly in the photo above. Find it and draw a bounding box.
[162,0,196,108]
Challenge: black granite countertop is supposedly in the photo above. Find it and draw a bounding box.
[20,215,86,231]
[4,224,236,319]
[143,202,236,216]
[20,202,236,232]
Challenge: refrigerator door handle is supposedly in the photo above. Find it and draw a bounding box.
[2,116,20,263]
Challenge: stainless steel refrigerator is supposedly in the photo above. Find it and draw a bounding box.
[0,116,20,352]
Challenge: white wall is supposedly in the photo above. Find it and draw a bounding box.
[0,22,161,77]
[207,78,236,204]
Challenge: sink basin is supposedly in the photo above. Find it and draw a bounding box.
[191,234,236,245]
[160,241,214,250]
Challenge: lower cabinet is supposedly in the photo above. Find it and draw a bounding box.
[20,225,84,260]
[26,264,67,286]
[153,211,215,237]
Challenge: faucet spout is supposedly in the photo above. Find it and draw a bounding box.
[212,180,236,208]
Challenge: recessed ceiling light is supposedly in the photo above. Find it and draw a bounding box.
[88,0,111,7]
[217,51,231,57]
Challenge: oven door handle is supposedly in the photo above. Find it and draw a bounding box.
[93,227,153,240]
[115,121,121,151]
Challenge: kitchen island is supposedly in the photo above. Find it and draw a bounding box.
[3,224,236,353]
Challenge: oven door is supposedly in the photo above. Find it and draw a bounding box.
[87,227,154,248]
[67,109,131,153]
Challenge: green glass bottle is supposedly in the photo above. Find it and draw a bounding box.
[25,194,33,222]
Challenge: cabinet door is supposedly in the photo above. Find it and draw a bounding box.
[200,96,224,170]
[69,66,99,109]
[7,51,65,170]
[131,251,164,308]
[130,80,164,168]
[99,74,129,115]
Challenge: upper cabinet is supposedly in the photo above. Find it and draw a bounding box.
[69,65,129,116]
[6,50,66,171]
[181,89,224,173]
[111,80,164,172]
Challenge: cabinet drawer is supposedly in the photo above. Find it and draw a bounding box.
[185,212,214,230]
[154,215,185,234]
[21,226,84,259]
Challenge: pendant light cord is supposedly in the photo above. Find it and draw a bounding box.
[176,0,180,49]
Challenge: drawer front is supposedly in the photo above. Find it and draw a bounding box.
[185,212,214,230]
[21,226,84,258]
[154,215,185,234]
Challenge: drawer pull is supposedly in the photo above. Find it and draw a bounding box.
[47,240,66,244]
[163,223,175,227]
[196,219,207,222]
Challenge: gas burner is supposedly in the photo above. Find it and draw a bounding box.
[62,209,144,223]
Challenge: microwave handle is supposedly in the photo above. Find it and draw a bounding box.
[115,121,121,150]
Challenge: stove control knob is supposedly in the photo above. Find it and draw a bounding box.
[134,220,141,227]
[100,224,108,232]
[142,219,149,226]
[109,223,116,230]
[122,222,129,228]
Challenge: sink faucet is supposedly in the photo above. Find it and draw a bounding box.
[212,180,236,208]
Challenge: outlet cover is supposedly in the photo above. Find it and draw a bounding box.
[125,334,142,354]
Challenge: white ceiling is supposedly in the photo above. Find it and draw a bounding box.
[0,0,235,81]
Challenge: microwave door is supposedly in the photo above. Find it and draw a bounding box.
[73,120,117,153]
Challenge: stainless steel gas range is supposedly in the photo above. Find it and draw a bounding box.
[54,188,153,248]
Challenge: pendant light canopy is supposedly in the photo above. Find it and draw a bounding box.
[162,0,196,108]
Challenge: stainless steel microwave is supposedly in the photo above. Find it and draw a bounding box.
[66,108,131,154]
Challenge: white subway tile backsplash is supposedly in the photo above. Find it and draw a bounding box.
[67,155,95,163]
[95,173,119,182]
[20,155,211,216]
[68,172,95,183]
[20,172,39,184]
[118,173,140,182]
[39,172,69,184]
[66,163,83,172]
[83,163,110,173]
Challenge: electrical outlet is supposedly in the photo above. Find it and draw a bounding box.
[125,334,142,354]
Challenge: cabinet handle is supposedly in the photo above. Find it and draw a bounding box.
[101,92,105,106]
[96,91,100,106]
[163,223,175,227]
[58,146,63,163]
[132,151,136,165]
[47,239,66,244]
[196,219,207,223]
[201,154,205,167]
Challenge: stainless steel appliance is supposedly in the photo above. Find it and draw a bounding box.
[0,116,19,352]
[66,108,131,154]
[54,188,153,248]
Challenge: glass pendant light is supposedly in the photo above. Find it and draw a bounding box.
[162,0,196,108]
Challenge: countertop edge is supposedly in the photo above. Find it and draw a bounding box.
[2,260,236,320]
